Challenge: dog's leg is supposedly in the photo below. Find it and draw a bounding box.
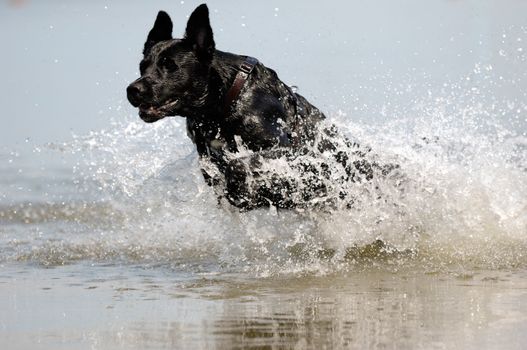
[223,148,337,210]
[223,151,301,210]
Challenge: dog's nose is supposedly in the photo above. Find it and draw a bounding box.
[126,83,145,107]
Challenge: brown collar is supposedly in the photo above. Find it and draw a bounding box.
[223,56,259,116]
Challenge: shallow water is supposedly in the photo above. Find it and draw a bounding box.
[2,0,527,349]
[2,265,527,350]
[1,101,526,348]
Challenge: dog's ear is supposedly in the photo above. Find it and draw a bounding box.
[143,11,173,56]
[184,4,215,61]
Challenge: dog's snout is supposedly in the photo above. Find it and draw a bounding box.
[127,82,146,107]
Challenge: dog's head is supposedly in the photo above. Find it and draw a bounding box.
[126,4,215,123]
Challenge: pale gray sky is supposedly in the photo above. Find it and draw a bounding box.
[0,0,526,149]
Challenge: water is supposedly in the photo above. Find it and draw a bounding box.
[2,83,526,348]
[1,0,527,349]
[3,266,527,350]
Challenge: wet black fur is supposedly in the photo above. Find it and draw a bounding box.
[127,4,390,210]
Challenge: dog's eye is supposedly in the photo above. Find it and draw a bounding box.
[159,56,178,71]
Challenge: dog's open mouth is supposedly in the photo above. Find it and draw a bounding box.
[139,99,180,123]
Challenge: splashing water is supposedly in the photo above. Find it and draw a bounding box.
[1,69,526,277]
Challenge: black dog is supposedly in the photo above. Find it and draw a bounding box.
[127,4,392,210]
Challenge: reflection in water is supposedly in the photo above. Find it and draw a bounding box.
[200,273,526,349]
[4,268,521,349]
